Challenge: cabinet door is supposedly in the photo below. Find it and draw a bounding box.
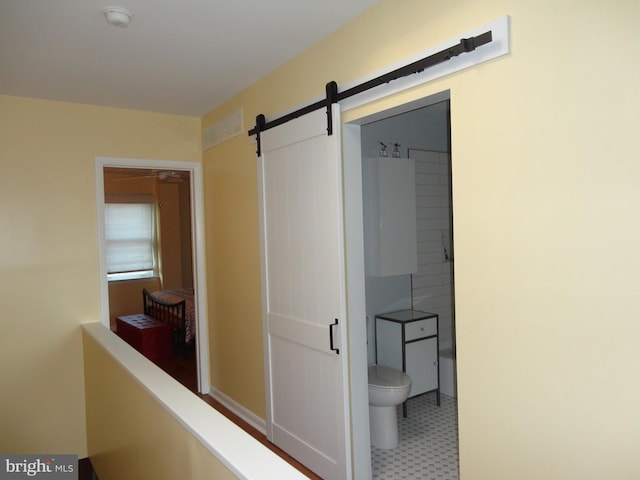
[406,337,438,396]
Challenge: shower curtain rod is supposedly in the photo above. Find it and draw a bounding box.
[248,30,493,156]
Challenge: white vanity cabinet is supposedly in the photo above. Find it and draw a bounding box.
[375,310,440,412]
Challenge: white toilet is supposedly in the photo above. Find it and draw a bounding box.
[368,364,412,449]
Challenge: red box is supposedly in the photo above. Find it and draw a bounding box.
[116,314,173,361]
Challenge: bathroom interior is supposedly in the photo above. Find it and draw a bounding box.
[361,98,459,478]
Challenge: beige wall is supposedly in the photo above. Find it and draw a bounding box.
[83,329,236,480]
[202,0,640,478]
[2,0,639,476]
[157,181,190,290]
[0,95,200,456]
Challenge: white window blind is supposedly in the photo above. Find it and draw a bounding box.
[105,195,157,279]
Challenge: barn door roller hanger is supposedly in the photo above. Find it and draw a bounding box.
[249,31,493,156]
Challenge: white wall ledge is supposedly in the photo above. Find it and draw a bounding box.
[82,322,308,480]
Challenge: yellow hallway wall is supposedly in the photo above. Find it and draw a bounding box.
[83,329,236,480]
[0,95,200,456]
[202,0,640,478]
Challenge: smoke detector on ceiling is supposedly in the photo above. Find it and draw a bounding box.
[102,6,132,28]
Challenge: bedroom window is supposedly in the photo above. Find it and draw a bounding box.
[105,195,158,281]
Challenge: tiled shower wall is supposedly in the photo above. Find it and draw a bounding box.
[409,149,455,351]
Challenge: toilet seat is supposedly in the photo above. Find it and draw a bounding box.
[368,364,411,390]
[367,365,412,448]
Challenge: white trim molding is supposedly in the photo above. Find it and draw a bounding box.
[209,386,267,435]
[340,16,510,113]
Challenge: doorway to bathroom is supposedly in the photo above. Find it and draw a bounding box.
[343,90,459,479]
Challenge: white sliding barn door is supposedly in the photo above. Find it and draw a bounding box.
[258,108,351,480]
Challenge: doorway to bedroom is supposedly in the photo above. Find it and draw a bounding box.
[95,157,210,395]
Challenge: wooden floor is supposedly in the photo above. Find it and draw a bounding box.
[154,350,322,480]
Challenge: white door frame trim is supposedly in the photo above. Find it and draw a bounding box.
[95,156,210,394]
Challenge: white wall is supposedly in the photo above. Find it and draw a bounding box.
[360,101,450,156]
[411,149,455,350]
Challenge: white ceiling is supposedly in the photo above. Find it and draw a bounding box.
[0,0,381,116]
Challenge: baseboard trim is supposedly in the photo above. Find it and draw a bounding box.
[209,386,267,435]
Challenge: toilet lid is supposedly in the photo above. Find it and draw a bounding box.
[368,364,411,388]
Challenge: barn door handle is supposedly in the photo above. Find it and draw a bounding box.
[329,319,340,355]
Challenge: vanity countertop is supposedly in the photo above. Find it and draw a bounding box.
[375,309,437,323]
